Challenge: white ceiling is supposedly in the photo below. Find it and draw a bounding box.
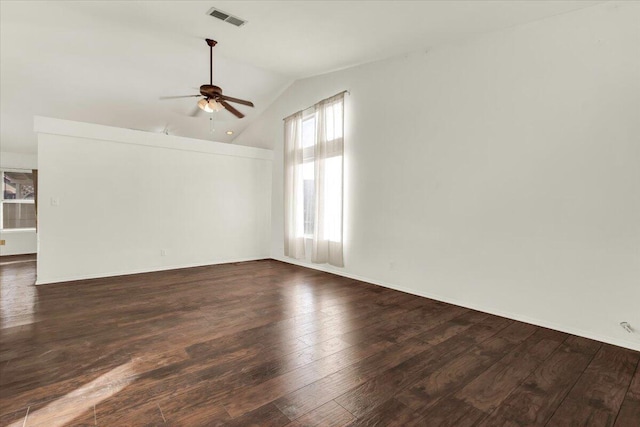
[0,0,602,153]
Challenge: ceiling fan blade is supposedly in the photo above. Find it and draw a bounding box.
[189,105,203,117]
[219,100,245,119]
[159,95,200,100]
[217,95,254,107]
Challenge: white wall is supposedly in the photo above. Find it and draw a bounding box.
[235,2,640,351]
[35,117,272,284]
[0,151,38,256]
[0,151,37,170]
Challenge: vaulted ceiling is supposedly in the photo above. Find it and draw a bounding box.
[0,1,602,153]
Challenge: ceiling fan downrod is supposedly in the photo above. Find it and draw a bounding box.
[206,38,217,86]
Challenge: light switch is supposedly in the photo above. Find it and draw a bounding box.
[50,197,60,206]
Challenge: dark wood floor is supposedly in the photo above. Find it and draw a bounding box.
[1,256,639,426]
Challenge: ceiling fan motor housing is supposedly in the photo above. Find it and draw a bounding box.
[200,85,223,98]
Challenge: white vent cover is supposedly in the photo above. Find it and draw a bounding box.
[206,8,247,27]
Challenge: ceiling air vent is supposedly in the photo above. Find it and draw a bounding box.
[206,7,247,27]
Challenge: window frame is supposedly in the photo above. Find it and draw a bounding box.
[1,168,36,231]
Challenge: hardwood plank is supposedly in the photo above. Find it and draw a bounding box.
[0,407,29,426]
[627,358,640,399]
[336,318,516,417]
[160,398,230,427]
[278,313,511,420]
[221,403,289,427]
[455,328,566,412]
[8,365,132,426]
[413,396,487,427]
[276,311,486,418]
[476,336,601,426]
[276,344,414,420]
[346,398,424,427]
[614,357,640,427]
[94,401,165,427]
[547,344,639,427]
[548,399,616,427]
[31,407,96,427]
[223,336,427,418]
[284,401,355,427]
[615,399,640,427]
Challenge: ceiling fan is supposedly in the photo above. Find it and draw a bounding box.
[160,39,254,119]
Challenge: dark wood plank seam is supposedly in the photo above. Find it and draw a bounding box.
[333,399,357,421]
[23,405,31,426]
[402,325,544,419]
[156,403,166,423]
[272,312,490,421]
[222,333,424,419]
[0,360,9,384]
[334,317,516,422]
[543,342,603,427]
[399,315,515,385]
[259,305,476,403]
[612,356,640,427]
[471,333,573,426]
[272,404,290,424]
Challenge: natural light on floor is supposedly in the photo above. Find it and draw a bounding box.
[9,362,138,427]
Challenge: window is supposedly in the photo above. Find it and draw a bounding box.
[300,107,344,240]
[1,170,36,229]
[284,91,345,267]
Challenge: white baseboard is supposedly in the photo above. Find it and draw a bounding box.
[272,256,640,352]
[35,256,269,285]
[0,251,36,256]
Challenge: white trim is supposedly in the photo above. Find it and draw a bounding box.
[273,256,640,352]
[34,116,273,161]
[1,167,33,173]
[0,228,36,233]
[35,256,269,285]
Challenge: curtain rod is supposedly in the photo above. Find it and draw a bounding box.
[282,90,349,121]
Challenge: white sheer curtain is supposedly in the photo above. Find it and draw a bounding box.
[283,92,345,267]
[311,93,344,266]
[283,111,306,259]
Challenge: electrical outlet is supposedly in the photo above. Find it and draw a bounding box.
[50,197,60,206]
[160,249,167,256]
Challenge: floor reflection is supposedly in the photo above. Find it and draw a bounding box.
[279,275,355,374]
[0,254,37,329]
[8,361,138,427]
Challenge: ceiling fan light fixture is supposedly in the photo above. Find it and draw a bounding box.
[197,98,213,113]
[207,99,224,112]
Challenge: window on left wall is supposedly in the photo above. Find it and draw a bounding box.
[1,170,36,229]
